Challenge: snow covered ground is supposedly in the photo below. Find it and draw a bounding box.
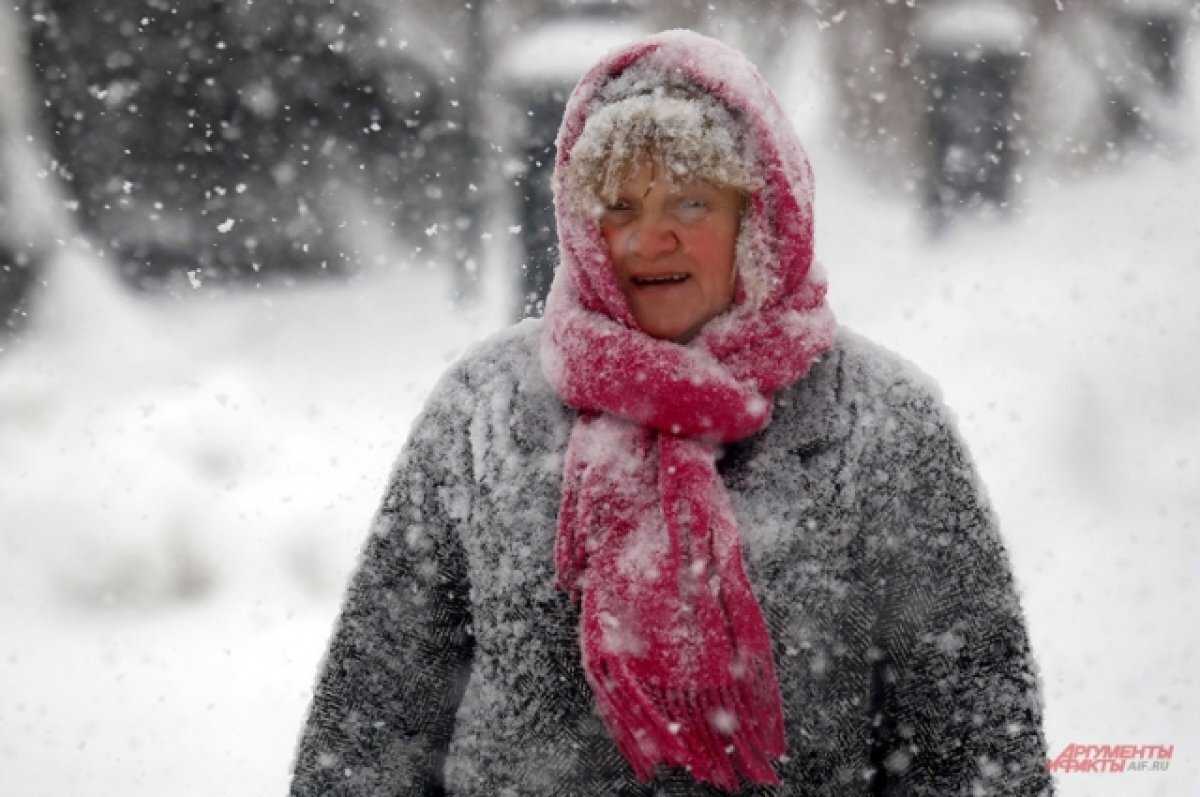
[2,28,1199,797]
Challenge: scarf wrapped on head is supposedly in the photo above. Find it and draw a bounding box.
[540,30,837,791]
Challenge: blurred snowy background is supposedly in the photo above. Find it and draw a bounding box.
[1,1,1197,795]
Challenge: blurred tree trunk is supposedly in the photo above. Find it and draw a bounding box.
[1,1,62,338]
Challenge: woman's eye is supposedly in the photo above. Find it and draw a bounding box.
[601,201,636,223]
[674,199,709,221]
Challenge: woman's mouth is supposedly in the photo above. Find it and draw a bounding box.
[631,273,689,287]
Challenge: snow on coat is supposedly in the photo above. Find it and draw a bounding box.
[289,322,1052,795]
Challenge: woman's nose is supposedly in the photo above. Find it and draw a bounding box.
[627,216,679,261]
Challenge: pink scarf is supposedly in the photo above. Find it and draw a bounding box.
[541,31,836,791]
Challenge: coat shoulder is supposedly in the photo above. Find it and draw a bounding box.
[827,327,956,436]
[449,319,550,390]
[421,319,557,414]
[833,328,944,406]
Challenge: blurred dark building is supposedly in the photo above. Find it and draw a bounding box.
[20,0,482,291]
[916,0,1030,231]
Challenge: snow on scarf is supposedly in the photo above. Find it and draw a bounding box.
[540,30,836,791]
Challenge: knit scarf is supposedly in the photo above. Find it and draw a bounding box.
[541,30,837,791]
[542,265,833,791]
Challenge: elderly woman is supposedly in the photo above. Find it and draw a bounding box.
[290,31,1051,796]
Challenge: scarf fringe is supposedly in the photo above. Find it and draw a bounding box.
[587,654,786,792]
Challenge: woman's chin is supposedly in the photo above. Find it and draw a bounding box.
[636,321,704,344]
[632,307,722,344]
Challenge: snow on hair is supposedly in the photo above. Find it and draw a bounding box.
[559,63,776,311]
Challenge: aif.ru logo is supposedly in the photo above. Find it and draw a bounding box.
[1046,743,1174,774]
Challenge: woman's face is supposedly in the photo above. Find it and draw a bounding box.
[600,161,741,344]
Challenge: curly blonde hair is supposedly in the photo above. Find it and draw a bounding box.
[560,65,763,213]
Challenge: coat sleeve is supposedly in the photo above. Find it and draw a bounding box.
[290,368,476,797]
[862,380,1053,796]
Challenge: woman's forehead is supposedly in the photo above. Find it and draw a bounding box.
[614,161,736,195]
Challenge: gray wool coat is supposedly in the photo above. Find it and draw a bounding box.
[290,322,1053,796]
